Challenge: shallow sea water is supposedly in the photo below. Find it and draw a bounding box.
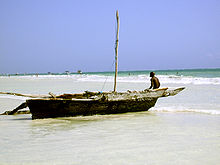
[0,75,220,165]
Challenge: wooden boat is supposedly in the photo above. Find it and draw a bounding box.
[0,11,185,119]
[27,88,184,119]
[1,87,184,119]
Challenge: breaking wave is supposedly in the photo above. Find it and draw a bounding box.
[1,74,220,85]
[149,106,220,115]
[78,74,220,85]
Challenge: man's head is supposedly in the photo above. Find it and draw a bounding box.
[150,72,155,77]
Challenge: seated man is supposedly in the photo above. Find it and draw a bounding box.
[149,72,160,89]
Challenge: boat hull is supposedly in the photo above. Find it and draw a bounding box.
[27,98,158,119]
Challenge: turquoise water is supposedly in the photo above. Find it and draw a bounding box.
[88,68,220,78]
[2,68,220,78]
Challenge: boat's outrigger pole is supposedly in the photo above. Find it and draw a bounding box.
[114,10,119,92]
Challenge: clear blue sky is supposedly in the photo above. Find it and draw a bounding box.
[0,0,219,74]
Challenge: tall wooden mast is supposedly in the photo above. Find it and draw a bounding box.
[114,10,119,92]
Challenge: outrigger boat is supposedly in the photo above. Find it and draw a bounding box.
[1,88,184,119]
[1,11,184,119]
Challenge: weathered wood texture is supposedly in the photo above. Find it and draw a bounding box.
[114,10,119,92]
[27,98,158,119]
[0,102,28,115]
[0,92,50,98]
[1,87,185,119]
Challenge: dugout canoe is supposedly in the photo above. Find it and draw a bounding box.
[26,87,184,119]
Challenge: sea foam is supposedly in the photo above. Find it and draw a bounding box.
[150,106,220,115]
[1,74,220,85]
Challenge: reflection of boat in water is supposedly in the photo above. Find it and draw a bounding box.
[1,11,185,119]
